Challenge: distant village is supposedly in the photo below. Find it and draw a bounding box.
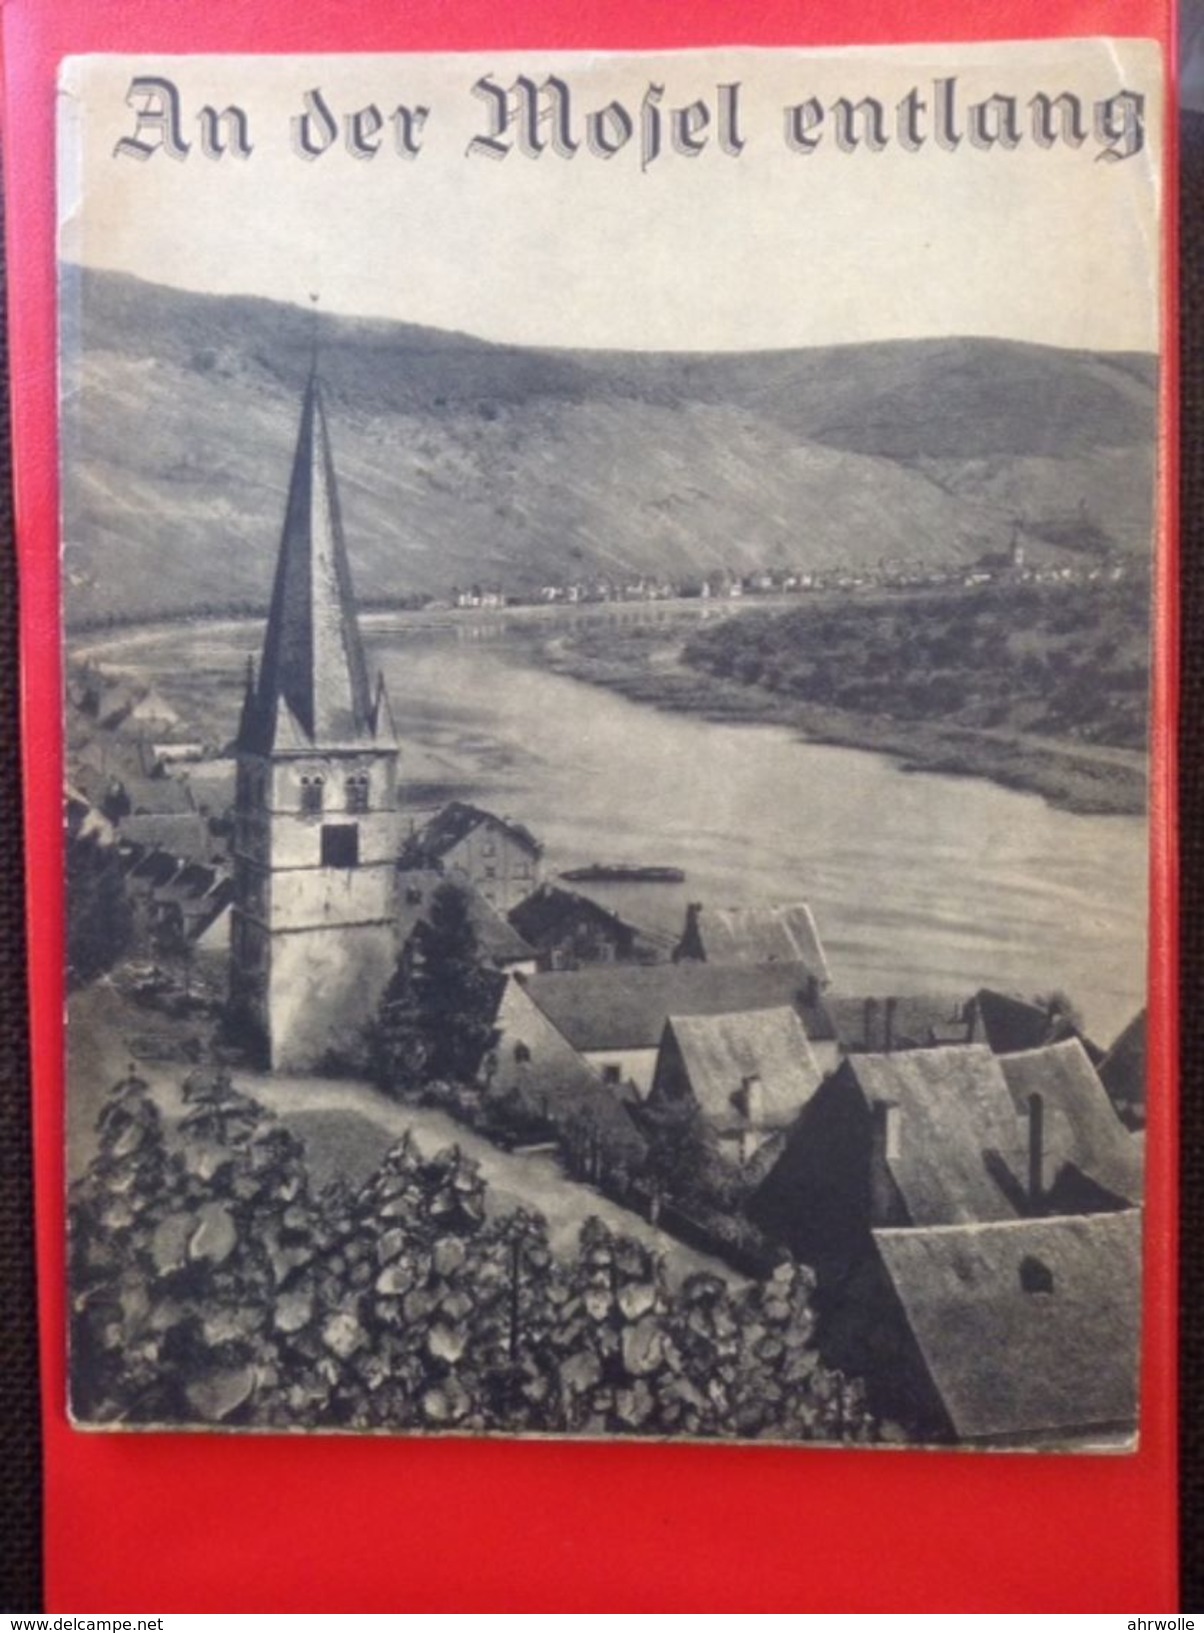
[65,369,1148,1449]
[445,534,1132,612]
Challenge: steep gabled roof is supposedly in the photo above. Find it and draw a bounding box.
[508,883,640,945]
[157,861,217,901]
[239,370,394,753]
[128,849,185,889]
[396,870,536,969]
[401,801,541,866]
[873,1212,1141,1442]
[1098,1009,1147,1124]
[970,988,1053,1053]
[190,877,235,938]
[846,1046,1023,1226]
[677,903,830,984]
[663,1007,823,1132]
[118,812,211,859]
[969,988,1104,1064]
[998,1038,1143,1207]
[521,961,826,1053]
[488,978,646,1165]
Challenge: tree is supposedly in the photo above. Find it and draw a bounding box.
[638,1096,727,1218]
[1033,988,1086,1037]
[376,882,500,1093]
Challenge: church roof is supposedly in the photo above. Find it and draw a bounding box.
[239,369,393,754]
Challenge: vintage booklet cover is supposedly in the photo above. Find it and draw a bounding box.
[5,0,1179,1610]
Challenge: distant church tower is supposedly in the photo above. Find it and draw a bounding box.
[230,363,400,1070]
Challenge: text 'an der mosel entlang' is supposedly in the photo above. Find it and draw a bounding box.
[113,74,1148,167]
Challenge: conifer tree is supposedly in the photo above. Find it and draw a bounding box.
[376,882,499,1091]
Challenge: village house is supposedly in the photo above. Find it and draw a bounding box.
[507,882,651,970]
[646,1007,824,1165]
[515,960,837,1096]
[814,1212,1141,1447]
[996,1037,1143,1213]
[748,1037,1142,1285]
[747,1045,1028,1279]
[672,902,831,988]
[1098,1009,1147,1130]
[111,836,233,966]
[151,861,234,943]
[481,975,647,1180]
[118,811,218,864]
[400,801,541,912]
[966,986,1101,1059]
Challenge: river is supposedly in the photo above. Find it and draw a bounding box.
[78,608,1149,1045]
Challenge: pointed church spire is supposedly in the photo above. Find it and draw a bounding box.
[237,654,257,745]
[240,337,378,751]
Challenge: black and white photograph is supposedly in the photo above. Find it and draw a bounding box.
[60,43,1161,1448]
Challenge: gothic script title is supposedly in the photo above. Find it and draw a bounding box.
[111,73,1148,168]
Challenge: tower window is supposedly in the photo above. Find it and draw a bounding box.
[321,823,359,868]
[346,773,370,814]
[300,774,325,815]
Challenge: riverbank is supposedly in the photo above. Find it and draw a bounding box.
[536,630,1148,817]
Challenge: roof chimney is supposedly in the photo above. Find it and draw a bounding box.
[737,1073,764,1125]
[874,1099,901,1161]
[1027,1092,1044,1209]
[884,996,897,1053]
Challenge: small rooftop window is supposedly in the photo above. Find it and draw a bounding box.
[1019,1255,1054,1295]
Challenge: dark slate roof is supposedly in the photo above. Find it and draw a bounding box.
[828,994,974,1052]
[465,893,536,968]
[128,849,185,889]
[970,988,1056,1054]
[397,870,536,968]
[680,903,830,983]
[998,1038,1143,1207]
[521,961,828,1053]
[119,813,211,859]
[401,801,541,865]
[664,1007,823,1132]
[846,1046,1023,1226]
[239,371,393,753]
[66,790,115,845]
[509,883,639,945]
[125,775,198,816]
[488,978,646,1164]
[1098,1010,1147,1121]
[873,1211,1142,1441]
[192,877,235,937]
[159,862,217,901]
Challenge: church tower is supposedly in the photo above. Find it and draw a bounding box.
[230,364,400,1070]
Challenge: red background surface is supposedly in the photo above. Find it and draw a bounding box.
[1,0,1180,1610]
